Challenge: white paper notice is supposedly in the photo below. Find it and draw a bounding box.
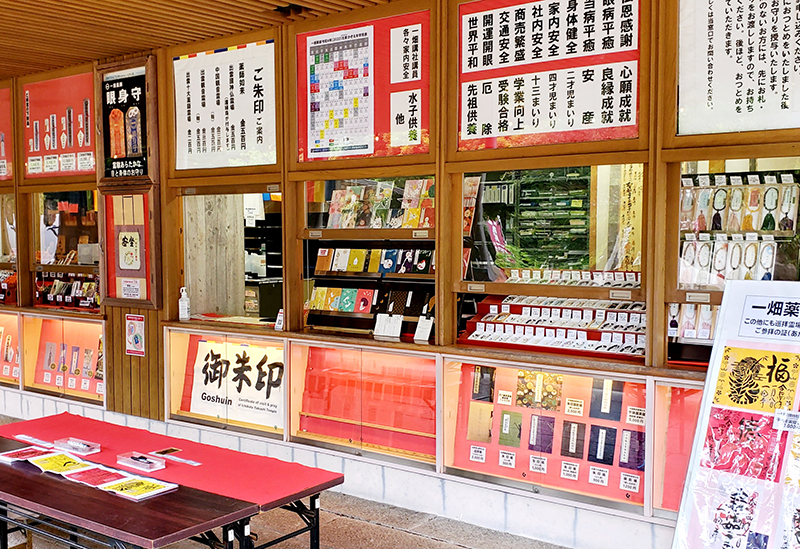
[529,455,547,474]
[307,27,374,159]
[497,390,513,406]
[560,461,579,480]
[498,450,516,468]
[678,0,800,134]
[120,279,142,300]
[565,398,584,416]
[626,406,646,426]
[620,472,640,493]
[390,24,422,83]
[588,466,609,486]
[390,90,422,147]
[174,41,277,169]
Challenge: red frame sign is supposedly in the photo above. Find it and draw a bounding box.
[457,0,640,151]
[296,11,431,162]
[0,88,12,181]
[104,193,151,301]
[23,73,96,178]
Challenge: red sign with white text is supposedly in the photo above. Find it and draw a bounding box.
[24,73,96,178]
[0,88,12,181]
[297,11,431,161]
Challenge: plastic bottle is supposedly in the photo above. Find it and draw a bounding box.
[179,287,190,321]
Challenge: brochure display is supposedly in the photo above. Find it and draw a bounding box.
[673,281,800,548]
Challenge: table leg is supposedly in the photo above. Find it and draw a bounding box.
[0,500,7,549]
[309,495,320,549]
[222,525,235,549]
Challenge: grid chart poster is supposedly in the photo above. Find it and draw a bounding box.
[672,281,800,549]
[458,0,640,150]
[180,335,284,430]
[102,67,148,179]
[23,73,95,177]
[296,11,431,161]
[0,88,11,180]
[173,40,277,170]
[678,0,800,135]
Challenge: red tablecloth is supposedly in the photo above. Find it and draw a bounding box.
[0,413,343,509]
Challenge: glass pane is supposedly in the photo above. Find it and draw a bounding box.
[463,165,643,287]
[35,191,99,265]
[305,176,435,230]
[183,191,283,325]
[0,311,19,385]
[0,193,16,262]
[291,344,436,463]
[677,158,800,291]
[167,329,284,435]
[444,359,646,511]
[22,315,103,402]
[652,385,703,515]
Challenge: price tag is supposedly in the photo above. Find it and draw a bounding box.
[747,174,761,185]
[567,329,577,340]
[612,332,624,345]
[613,272,625,282]
[681,177,693,187]
[630,313,641,325]
[697,175,711,186]
[606,312,618,323]
[637,335,646,346]
[624,333,636,345]
[521,270,531,280]
[617,312,629,324]
[571,271,581,281]
[561,271,572,281]
[413,230,429,239]
[684,233,697,241]
[730,175,743,185]
[763,234,775,241]
[65,296,72,303]
[715,233,728,241]
[514,325,524,336]
[732,233,745,241]
[505,324,515,335]
[476,322,486,332]
[583,309,594,321]
[541,308,551,318]
[414,317,434,342]
[522,307,532,317]
[56,295,63,302]
[551,308,561,320]
[510,269,520,279]
[714,175,726,186]
[486,324,496,333]
[581,271,592,281]
[524,326,534,337]
[501,304,510,313]
[765,175,778,185]
[698,232,711,241]
[596,310,606,322]
[601,332,612,343]
[556,328,566,339]
[577,331,587,341]
[532,271,542,281]
[531,307,541,318]
[593,272,604,284]
[781,174,795,184]
[535,327,545,337]
[490,305,499,314]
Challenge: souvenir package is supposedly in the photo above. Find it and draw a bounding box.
[756,241,777,281]
[667,303,681,337]
[678,303,697,338]
[779,184,798,231]
[742,241,759,280]
[679,184,695,231]
[696,304,715,339]
[679,241,698,286]
[760,186,780,231]
[710,241,728,289]
[726,186,744,231]
[710,187,728,230]
[693,187,712,232]
[741,186,762,231]
[694,241,713,286]
[725,241,744,281]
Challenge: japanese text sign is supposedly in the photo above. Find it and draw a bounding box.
[173,40,277,170]
[458,0,640,150]
[102,67,148,179]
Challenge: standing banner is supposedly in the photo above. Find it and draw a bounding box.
[296,11,431,161]
[673,280,800,549]
[0,87,12,180]
[173,40,277,169]
[678,0,800,135]
[23,73,95,177]
[457,0,640,150]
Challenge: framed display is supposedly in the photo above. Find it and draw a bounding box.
[449,0,650,161]
[0,82,12,181]
[99,187,161,308]
[290,0,436,169]
[166,29,281,183]
[19,68,96,181]
[96,57,158,186]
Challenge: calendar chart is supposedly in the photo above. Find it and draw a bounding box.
[307,26,374,159]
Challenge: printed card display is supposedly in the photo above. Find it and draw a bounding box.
[528,415,555,453]
[297,11,431,161]
[458,0,640,150]
[499,410,523,448]
[587,425,617,466]
[589,378,624,421]
[24,73,95,177]
[102,66,148,178]
[173,41,277,169]
[560,421,586,459]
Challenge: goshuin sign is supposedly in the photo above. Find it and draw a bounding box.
[458,0,640,150]
[102,67,148,179]
[672,281,800,549]
[180,336,284,430]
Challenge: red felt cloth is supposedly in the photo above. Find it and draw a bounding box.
[0,413,343,509]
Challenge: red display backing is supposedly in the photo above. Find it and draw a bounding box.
[452,364,646,504]
[23,73,95,178]
[457,0,640,150]
[0,413,344,508]
[296,11,431,162]
[0,88,12,180]
[0,313,19,383]
[659,387,702,511]
[104,193,151,301]
[299,346,436,457]
[32,318,103,397]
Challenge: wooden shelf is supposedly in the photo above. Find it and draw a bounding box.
[456,281,645,301]
[33,264,100,275]
[312,271,435,281]
[303,228,435,241]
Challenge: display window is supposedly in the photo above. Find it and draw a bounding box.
[303,176,436,342]
[0,193,17,307]
[458,294,647,358]
[667,156,800,367]
[290,342,436,463]
[0,312,20,384]
[443,359,647,509]
[462,164,643,286]
[652,383,703,516]
[21,314,104,402]
[167,328,284,435]
[183,191,283,325]
[103,193,153,303]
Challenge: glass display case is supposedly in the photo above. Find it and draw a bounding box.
[21,314,104,402]
[303,176,436,342]
[462,165,643,287]
[443,358,649,510]
[183,190,283,325]
[667,157,800,366]
[0,193,16,306]
[0,311,20,385]
[167,327,284,435]
[290,342,436,464]
[33,191,100,313]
